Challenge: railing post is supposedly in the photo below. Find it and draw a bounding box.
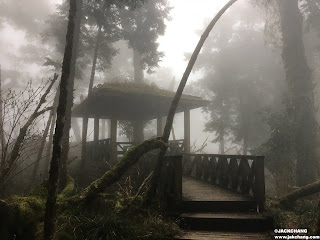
[184,110,190,153]
[94,117,99,160]
[94,117,99,142]
[110,118,117,164]
[255,156,265,212]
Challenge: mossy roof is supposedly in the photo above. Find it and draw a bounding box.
[72,82,209,120]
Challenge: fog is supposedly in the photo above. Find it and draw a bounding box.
[0,0,320,237]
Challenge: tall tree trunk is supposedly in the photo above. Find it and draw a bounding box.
[59,0,83,190]
[144,0,238,205]
[218,97,225,155]
[133,49,144,83]
[28,109,54,190]
[277,0,318,186]
[132,49,145,142]
[43,0,78,239]
[81,23,103,169]
[0,65,4,168]
[167,78,176,140]
[44,94,59,179]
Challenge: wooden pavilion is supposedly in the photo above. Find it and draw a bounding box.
[72,82,209,163]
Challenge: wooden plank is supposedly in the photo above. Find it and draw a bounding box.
[183,153,265,161]
[180,212,265,220]
[182,177,252,201]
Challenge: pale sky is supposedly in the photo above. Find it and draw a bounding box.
[0,0,238,152]
[158,0,231,78]
[0,0,233,80]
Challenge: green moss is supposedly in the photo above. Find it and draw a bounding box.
[91,81,201,100]
[58,175,75,199]
[55,191,180,240]
[265,198,319,234]
[0,150,180,240]
[0,195,45,240]
[29,182,48,199]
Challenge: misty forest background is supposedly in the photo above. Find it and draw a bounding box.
[0,0,320,239]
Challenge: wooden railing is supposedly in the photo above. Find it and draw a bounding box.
[158,155,183,207]
[167,139,185,155]
[86,138,111,162]
[116,142,137,155]
[86,139,186,160]
[183,153,265,211]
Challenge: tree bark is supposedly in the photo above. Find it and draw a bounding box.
[280,179,320,206]
[43,0,78,238]
[59,0,83,191]
[132,49,145,142]
[133,49,144,83]
[277,0,318,186]
[144,0,239,205]
[0,65,4,168]
[44,95,58,179]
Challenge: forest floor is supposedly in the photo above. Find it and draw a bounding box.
[265,197,319,234]
[0,176,181,240]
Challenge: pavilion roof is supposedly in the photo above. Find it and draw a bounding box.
[72,82,209,120]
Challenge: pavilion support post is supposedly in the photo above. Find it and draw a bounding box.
[184,110,190,153]
[93,117,99,161]
[101,119,106,139]
[94,117,99,143]
[106,119,111,138]
[111,118,117,164]
[157,117,162,136]
[81,116,88,163]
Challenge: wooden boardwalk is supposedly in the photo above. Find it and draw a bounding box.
[176,177,273,240]
[182,177,253,201]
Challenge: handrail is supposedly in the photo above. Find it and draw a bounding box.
[183,153,265,212]
[183,153,265,160]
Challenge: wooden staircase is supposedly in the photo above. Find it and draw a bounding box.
[176,177,273,240]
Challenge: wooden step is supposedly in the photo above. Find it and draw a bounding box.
[179,200,257,213]
[180,212,273,232]
[176,230,273,240]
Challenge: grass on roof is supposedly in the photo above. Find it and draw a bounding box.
[92,80,203,100]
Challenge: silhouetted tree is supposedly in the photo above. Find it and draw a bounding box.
[276,0,319,186]
[144,0,239,205]
[192,2,284,155]
[43,0,78,238]
[120,0,171,142]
